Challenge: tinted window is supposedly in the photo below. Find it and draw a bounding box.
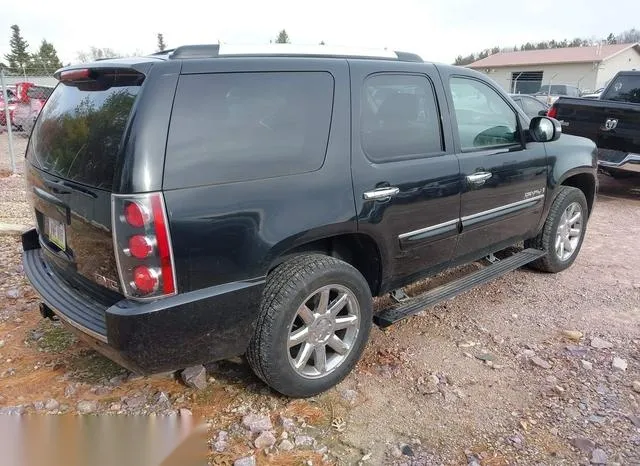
[521,96,547,118]
[361,74,442,161]
[28,81,140,189]
[450,77,518,150]
[603,75,640,103]
[165,72,334,188]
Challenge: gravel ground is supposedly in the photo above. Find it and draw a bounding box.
[1,131,639,465]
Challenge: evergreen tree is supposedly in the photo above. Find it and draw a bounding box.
[275,29,290,44]
[32,39,62,74]
[157,33,167,52]
[5,25,30,72]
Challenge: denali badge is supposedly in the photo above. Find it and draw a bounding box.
[603,118,618,131]
[524,188,545,199]
[94,273,120,291]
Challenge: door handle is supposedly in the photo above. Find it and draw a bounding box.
[466,172,492,185]
[363,186,400,201]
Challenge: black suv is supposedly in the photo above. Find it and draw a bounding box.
[22,45,597,397]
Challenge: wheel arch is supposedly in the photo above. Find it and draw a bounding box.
[558,170,597,215]
[265,232,384,296]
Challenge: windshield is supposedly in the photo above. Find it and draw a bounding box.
[603,75,640,103]
[27,81,141,190]
[536,85,568,95]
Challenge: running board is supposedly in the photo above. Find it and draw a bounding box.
[373,248,545,328]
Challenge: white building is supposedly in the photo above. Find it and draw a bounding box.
[468,43,640,94]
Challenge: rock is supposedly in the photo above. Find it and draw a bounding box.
[279,439,294,451]
[530,356,552,369]
[33,401,45,411]
[571,437,595,453]
[588,415,606,424]
[562,330,583,341]
[633,381,640,393]
[294,435,315,448]
[279,415,296,432]
[582,360,593,370]
[233,456,256,466]
[125,395,146,409]
[213,431,228,452]
[339,389,358,404]
[475,352,494,361]
[64,385,77,398]
[522,349,536,358]
[109,403,122,411]
[93,386,112,396]
[0,405,25,415]
[590,337,613,349]
[243,413,273,433]
[77,400,98,414]
[179,408,192,417]
[591,448,608,464]
[180,365,207,390]
[254,431,276,449]
[628,415,640,428]
[45,399,59,411]
[5,288,20,299]
[390,445,403,458]
[566,345,588,357]
[156,391,171,408]
[401,445,414,456]
[612,357,627,371]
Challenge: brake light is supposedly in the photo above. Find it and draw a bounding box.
[60,69,92,82]
[132,266,159,293]
[128,235,154,259]
[124,201,150,228]
[547,105,558,119]
[112,193,177,299]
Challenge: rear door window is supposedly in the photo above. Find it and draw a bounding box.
[28,77,142,190]
[165,71,334,189]
[360,74,443,161]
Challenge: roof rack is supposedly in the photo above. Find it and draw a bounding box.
[167,44,422,62]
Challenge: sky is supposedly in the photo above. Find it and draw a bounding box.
[1,0,638,66]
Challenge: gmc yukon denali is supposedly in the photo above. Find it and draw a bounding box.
[22,45,598,397]
[548,70,640,177]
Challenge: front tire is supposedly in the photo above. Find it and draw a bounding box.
[247,254,372,397]
[525,186,588,273]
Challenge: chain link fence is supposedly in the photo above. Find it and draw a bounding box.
[1,69,56,175]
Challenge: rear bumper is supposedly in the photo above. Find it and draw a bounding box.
[22,235,264,374]
[598,149,640,174]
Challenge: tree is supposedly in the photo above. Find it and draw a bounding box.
[319,40,325,45]
[275,29,290,44]
[32,40,62,74]
[77,47,122,63]
[5,25,30,72]
[157,33,167,52]
[606,33,617,45]
[617,28,640,44]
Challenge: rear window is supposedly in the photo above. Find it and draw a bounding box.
[28,78,141,190]
[603,75,640,103]
[27,86,54,100]
[164,71,334,189]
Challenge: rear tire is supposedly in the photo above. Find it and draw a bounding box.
[525,186,588,273]
[247,254,372,397]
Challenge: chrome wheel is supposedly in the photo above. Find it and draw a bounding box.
[555,201,583,261]
[287,284,360,379]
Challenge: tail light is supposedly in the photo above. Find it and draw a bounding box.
[547,105,558,119]
[112,193,177,299]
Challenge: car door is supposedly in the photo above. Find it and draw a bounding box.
[446,74,548,260]
[350,60,461,292]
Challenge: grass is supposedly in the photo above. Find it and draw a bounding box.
[36,321,77,353]
[67,350,127,384]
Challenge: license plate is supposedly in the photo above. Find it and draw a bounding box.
[45,217,66,250]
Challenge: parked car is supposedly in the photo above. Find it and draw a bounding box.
[535,84,581,105]
[0,86,17,127]
[581,88,604,99]
[12,83,54,134]
[548,70,640,178]
[509,93,549,118]
[22,45,598,397]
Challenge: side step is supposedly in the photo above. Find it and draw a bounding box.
[373,248,545,328]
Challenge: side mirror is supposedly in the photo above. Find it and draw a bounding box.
[529,116,561,142]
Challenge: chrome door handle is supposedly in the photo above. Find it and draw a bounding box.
[363,186,400,201]
[466,172,492,185]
